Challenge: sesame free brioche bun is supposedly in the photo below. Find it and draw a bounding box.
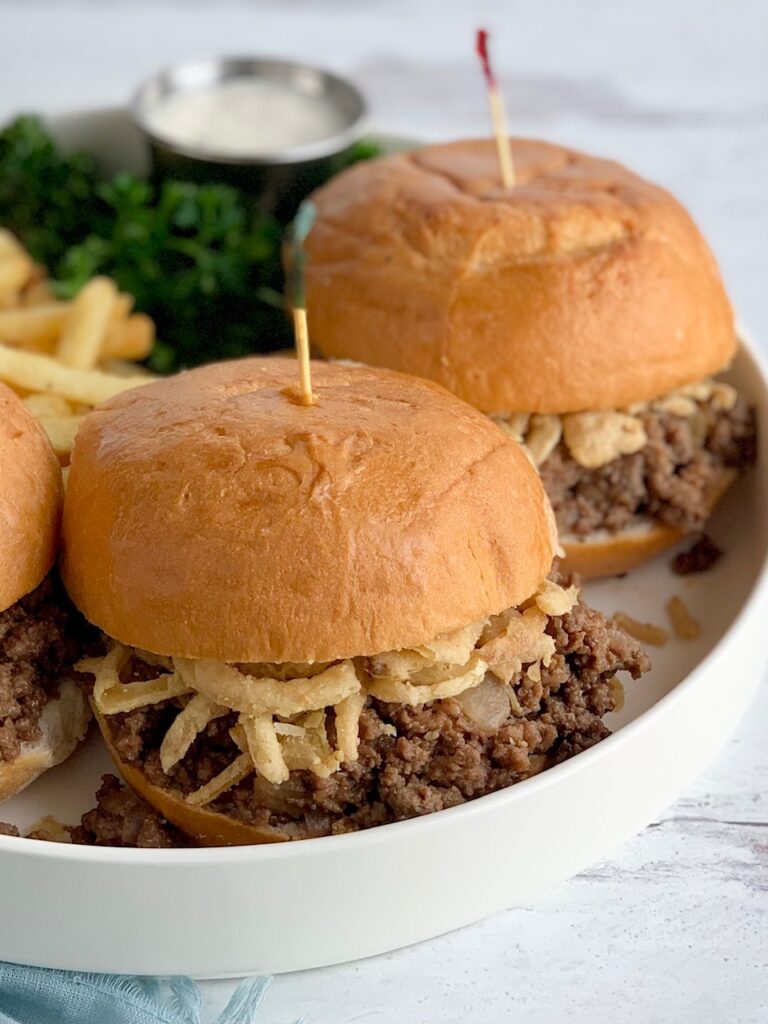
[0,383,63,613]
[61,358,556,664]
[305,138,736,415]
[0,385,88,802]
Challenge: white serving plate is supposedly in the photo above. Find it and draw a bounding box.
[0,108,765,978]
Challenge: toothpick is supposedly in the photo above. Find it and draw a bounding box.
[487,88,515,189]
[290,201,317,406]
[292,307,313,406]
[476,29,515,189]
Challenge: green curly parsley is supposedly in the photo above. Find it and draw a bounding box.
[0,116,379,371]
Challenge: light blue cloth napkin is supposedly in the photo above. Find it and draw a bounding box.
[0,966,273,1024]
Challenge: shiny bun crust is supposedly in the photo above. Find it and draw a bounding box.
[0,383,63,612]
[305,138,736,414]
[62,358,556,663]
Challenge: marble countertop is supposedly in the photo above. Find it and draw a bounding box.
[3,1,768,1020]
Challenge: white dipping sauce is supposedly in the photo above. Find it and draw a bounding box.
[144,78,350,157]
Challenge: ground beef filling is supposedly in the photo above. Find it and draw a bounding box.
[0,574,89,763]
[671,534,724,575]
[102,602,649,841]
[540,396,756,537]
[0,775,188,848]
[68,775,190,848]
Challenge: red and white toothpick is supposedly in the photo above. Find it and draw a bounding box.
[475,29,515,189]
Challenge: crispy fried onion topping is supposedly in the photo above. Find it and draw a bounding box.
[491,376,738,469]
[77,579,579,805]
[78,646,191,714]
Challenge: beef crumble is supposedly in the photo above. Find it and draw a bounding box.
[540,396,756,538]
[68,774,190,848]
[0,574,90,763]
[101,601,649,843]
[0,775,189,847]
[672,534,724,576]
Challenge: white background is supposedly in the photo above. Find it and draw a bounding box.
[2,2,767,1021]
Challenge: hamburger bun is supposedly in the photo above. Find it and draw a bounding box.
[0,383,63,612]
[0,680,90,803]
[561,521,684,580]
[62,357,556,664]
[560,466,737,579]
[0,385,88,801]
[305,138,736,414]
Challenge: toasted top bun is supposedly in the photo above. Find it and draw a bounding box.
[0,383,63,612]
[61,358,556,663]
[305,138,736,414]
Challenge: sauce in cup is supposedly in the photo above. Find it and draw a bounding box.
[143,77,353,159]
[132,57,367,220]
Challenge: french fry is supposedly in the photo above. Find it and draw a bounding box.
[100,358,154,379]
[111,293,134,321]
[56,276,117,369]
[0,257,33,299]
[37,414,84,457]
[0,230,34,298]
[22,393,73,418]
[21,278,56,306]
[0,343,149,405]
[0,294,151,359]
[0,230,27,257]
[0,303,68,350]
[0,232,156,442]
[103,313,155,361]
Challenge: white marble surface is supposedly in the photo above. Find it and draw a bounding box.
[3,1,768,1020]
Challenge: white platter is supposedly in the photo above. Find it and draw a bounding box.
[0,108,766,977]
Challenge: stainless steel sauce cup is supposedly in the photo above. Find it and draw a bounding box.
[132,56,367,221]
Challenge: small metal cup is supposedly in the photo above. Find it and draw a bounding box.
[132,56,367,222]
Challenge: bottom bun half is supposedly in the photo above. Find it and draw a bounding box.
[0,681,91,803]
[560,521,684,580]
[94,705,289,847]
[561,469,738,580]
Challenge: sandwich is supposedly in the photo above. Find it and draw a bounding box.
[303,139,756,577]
[63,358,648,846]
[0,383,90,801]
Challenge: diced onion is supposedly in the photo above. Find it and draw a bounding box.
[454,676,512,732]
